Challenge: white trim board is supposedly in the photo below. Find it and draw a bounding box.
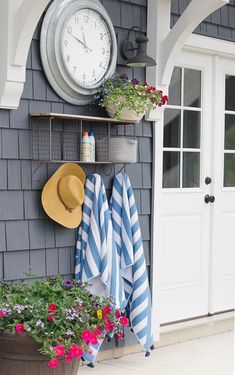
[185,34,235,58]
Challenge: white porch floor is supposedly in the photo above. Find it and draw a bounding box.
[80,331,234,375]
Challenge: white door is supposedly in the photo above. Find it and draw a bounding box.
[156,51,235,324]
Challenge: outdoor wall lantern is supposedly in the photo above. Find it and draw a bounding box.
[121,26,156,67]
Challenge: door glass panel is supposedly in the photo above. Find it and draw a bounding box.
[164,109,181,148]
[163,152,180,188]
[225,75,235,111]
[224,154,235,187]
[225,114,235,150]
[183,111,201,149]
[184,69,201,108]
[168,67,181,106]
[183,152,200,188]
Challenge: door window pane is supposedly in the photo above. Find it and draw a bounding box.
[164,109,181,148]
[225,75,235,111]
[168,67,181,106]
[224,154,235,187]
[163,152,180,188]
[184,69,201,108]
[225,114,235,150]
[183,152,200,188]
[183,111,201,149]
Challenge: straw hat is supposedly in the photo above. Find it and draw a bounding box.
[41,163,86,229]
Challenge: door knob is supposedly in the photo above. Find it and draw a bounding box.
[205,177,212,185]
[204,194,215,204]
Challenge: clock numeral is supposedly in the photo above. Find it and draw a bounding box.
[102,48,105,55]
[66,55,70,62]
[64,40,68,46]
[74,17,79,24]
[67,26,72,34]
[100,33,103,40]
[82,73,86,80]
[83,15,89,23]
[73,66,77,74]
[99,62,102,68]
[92,70,96,78]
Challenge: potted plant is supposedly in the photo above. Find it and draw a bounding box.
[0,276,128,374]
[95,73,168,121]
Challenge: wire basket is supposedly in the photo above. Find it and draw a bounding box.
[96,138,138,163]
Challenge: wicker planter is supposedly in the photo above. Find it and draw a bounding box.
[0,331,80,375]
[105,101,145,122]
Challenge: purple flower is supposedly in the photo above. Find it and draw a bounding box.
[131,78,139,85]
[120,73,128,81]
[64,280,73,288]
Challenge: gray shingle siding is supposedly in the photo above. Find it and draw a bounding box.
[0,0,151,282]
[172,0,235,41]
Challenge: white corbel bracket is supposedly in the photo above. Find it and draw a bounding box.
[146,0,229,121]
[0,0,50,109]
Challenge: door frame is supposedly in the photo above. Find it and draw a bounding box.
[150,34,235,342]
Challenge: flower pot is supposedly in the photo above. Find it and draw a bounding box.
[105,102,145,122]
[0,331,80,375]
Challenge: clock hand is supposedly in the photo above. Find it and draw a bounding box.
[81,25,86,44]
[70,33,93,52]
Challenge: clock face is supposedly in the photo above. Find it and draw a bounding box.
[40,0,117,105]
[61,8,112,89]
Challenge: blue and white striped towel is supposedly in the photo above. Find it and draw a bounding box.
[110,173,153,351]
[75,174,125,363]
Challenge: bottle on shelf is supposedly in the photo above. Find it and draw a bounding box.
[81,132,90,162]
[89,131,95,162]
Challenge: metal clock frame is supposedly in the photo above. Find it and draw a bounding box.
[40,0,117,105]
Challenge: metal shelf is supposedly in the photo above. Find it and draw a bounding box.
[30,113,137,164]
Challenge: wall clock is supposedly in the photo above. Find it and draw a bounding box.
[40,0,117,105]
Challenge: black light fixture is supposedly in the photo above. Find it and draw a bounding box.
[121,26,156,68]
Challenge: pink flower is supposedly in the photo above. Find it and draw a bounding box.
[48,303,57,312]
[90,335,98,345]
[65,354,73,362]
[68,344,83,358]
[103,305,111,315]
[15,323,24,333]
[115,310,121,319]
[117,333,124,342]
[120,316,129,327]
[81,329,93,342]
[0,311,4,318]
[48,358,59,368]
[104,321,114,332]
[53,345,65,358]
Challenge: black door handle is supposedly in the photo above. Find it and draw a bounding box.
[204,194,215,204]
[205,177,212,185]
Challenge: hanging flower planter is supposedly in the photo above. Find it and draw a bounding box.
[95,73,168,121]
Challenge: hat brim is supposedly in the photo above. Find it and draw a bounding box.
[41,163,85,229]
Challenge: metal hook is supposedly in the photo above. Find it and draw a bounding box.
[115,164,126,175]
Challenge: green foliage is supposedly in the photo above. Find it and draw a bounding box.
[96,73,168,119]
[0,277,124,363]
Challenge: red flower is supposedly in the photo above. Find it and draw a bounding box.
[93,326,101,336]
[161,95,168,105]
[48,303,57,312]
[115,310,121,319]
[0,311,4,318]
[53,345,65,358]
[120,316,129,327]
[15,323,24,333]
[48,358,59,368]
[104,321,114,332]
[103,305,111,315]
[47,314,56,322]
[65,354,73,362]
